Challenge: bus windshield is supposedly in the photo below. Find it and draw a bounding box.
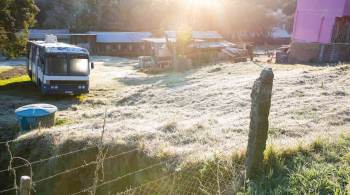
[45,56,89,76]
[69,58,89,76]
[46,56,67,76]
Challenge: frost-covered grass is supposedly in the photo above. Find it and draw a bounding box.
[2,57,350,161]
[1,57,350,194]
[0,67,10,74]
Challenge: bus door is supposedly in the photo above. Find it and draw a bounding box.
[32,47,40,84]
[27,44,32,78]
[37,48,45,83]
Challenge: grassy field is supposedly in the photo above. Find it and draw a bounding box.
[115,135,350,194]
[0,57,349,194]
[172,135,350,194]
[242,135,350,194]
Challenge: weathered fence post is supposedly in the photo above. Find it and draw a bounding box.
[20,176,31,195]
[245,68,274,180]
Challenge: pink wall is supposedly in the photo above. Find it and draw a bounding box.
[293,0,350,43]
[344,0,350,15]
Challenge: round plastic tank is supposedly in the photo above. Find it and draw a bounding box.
[15,104,58,132]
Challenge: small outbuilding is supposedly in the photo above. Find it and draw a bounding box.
[270,27,291,44]
[165,31,224,42]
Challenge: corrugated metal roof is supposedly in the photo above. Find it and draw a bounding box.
[192,42,226,49]
[165,31,224,39]
[29,29,70,40]
[271,27,291,39]
[143,37,176,43]
[88,32,152,43]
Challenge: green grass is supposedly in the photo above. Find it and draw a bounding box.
[0,75,86,102]
[165,136,350,195]
[55,118,72,126]
[129,135,350,194]
[241,136,350,194]
[0,75,31,87]
[0,75,39,97]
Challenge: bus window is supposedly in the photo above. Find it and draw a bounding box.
[46,56,68,76]
[31,46,36,64]
[69,58,89,76]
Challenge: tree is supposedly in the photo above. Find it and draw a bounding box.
[282,0,297,33]
[0,0,38,58]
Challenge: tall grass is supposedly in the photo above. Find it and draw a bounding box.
[241,136,350,194]
[130,135,350,194]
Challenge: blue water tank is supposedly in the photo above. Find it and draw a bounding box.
[15,104,58,132]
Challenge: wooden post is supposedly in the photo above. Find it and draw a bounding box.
[245,68,274,180]
[20,176,31,195]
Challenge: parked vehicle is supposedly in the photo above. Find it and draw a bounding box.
[27,35,94,95]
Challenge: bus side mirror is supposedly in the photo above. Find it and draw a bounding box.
[91,62,94,69]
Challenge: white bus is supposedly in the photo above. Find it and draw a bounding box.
[27,36,94,95]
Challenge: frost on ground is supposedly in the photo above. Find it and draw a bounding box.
[1,56,350,162]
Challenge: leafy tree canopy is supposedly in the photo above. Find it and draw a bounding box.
[0,0,39,58]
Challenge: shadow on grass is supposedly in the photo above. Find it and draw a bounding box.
[118,69,198,89]
[0,80,84,114]
[0,80,83,101]
[0,80,39,98]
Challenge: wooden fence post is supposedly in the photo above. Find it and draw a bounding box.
[245,68,274,180]
[20,176,31,195]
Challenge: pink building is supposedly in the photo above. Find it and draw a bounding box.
[293,0,350,43]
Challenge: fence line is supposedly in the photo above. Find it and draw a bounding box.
[117,164,213,195]
[0,145,98,174]
[0,139,16,146]
[1,138,241,195]
[1,115,243,195]
[117,171,178,195]
[33,148,139,185]
[0,186,17,194]
[90,109,109,195]
[71,143,240,195]
[71,159,175,195]
[6,142,19,195]
[115,143,242,195]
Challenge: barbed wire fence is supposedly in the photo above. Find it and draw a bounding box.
[0,108,250,195]
[0,67,272,195]
[0,137,245,195]
[0,134,245,195]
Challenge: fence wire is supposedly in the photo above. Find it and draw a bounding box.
[0,106,246,195]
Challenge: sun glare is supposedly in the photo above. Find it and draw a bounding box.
[186,0,221,8]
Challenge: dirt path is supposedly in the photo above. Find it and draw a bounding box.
[1,57,350,160]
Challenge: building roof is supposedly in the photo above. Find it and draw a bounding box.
[143,37,177,43]
[165,31,224,40]
[30,41,89,55]
[192,42,226,49]
[271,27,291,39]
[29,29,70,40]
[88,32,152,43]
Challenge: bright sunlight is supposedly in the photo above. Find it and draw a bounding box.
[185,0,221,8]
